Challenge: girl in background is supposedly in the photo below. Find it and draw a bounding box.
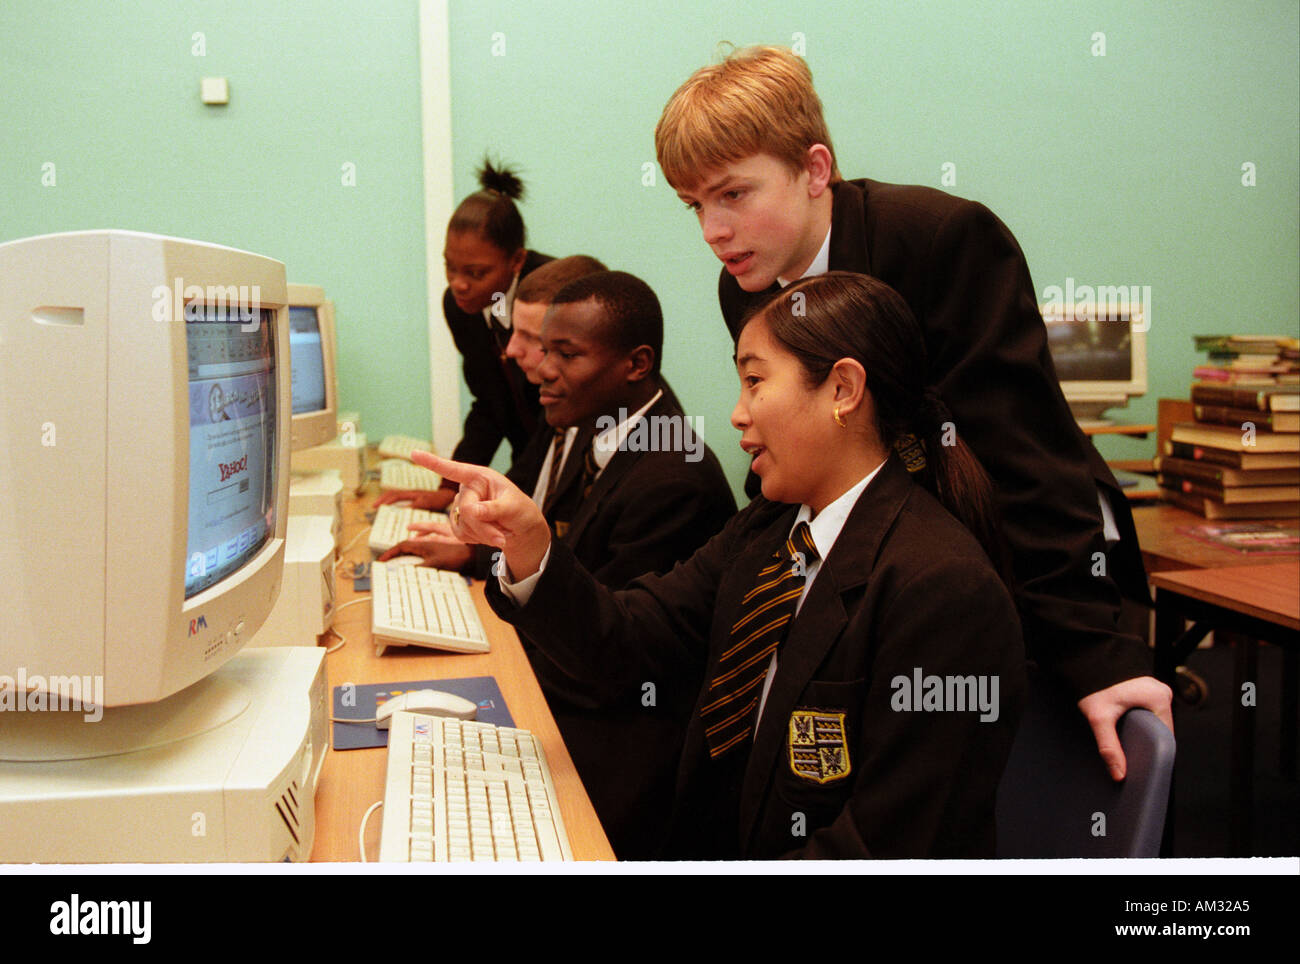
[381,159,551,511]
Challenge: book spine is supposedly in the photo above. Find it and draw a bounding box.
[1190,384,1267,410]
[1165,440,1244,468]
[1157,455,1300,486]
[1154,456,1225,484]
[1193,404,1282,429]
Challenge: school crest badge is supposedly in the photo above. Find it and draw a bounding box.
[788,710,850,784]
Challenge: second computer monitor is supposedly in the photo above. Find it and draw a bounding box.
[286,283,339,452]
[1042,301,1148,423]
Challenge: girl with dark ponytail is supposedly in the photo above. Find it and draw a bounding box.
[383,158,553,512]
[749,271,1011,584]
[412,270,1025,859]
[446,158,529,269]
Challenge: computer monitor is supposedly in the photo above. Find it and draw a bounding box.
[285,283,338,452]
[1041,301,1148,423]
[0,229,291,707]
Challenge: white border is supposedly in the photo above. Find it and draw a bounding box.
[418,0,459,454]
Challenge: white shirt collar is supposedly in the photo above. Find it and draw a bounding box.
[754,457,888,724]
[530,389,664,507]
[591,389,663,471]
[481,271,520,330]
[791,457,888,564]
[777,225,832,287]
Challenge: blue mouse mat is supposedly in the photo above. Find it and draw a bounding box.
[330,676,512,750]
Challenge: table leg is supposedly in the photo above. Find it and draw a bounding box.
[1228,630,1257,856]
[1283,643,1298,781]
[1153,592,1181,685]
[1153,590,1178,856]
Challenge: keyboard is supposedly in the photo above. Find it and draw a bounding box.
[369,505,449,553]
[370,561,489,655]
[378,711,573,862]
[378,434,435,461]
[379,459,442,492]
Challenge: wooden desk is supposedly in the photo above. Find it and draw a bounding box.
[308,484,615,862]
[1081,421,1156,437]
[1131,502,1297,573]
[1136,500,1300,855]
[1150,563,1299,633]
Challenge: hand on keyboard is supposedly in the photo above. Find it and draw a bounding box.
[378,539,473,571]
[374,488,454,511]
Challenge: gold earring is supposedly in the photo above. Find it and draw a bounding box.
[833,405,847,428]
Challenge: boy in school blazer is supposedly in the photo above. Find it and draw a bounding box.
[515,272,735,859]
[400,269,736,858]
[520,387,735,859]
[656,45,1171,779]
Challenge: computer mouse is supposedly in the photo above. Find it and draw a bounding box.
[375,689,478,729]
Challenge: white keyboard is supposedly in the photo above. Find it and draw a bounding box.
[370,561,489,655]
[378,711,573,862]
[379,458,442,492]
[378,434,435,461]
[369,505,449,553]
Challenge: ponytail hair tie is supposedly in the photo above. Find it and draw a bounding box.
[921,387,951,427]
[895,432,927,474]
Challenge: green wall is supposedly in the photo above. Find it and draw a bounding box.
[3,1,1297,495]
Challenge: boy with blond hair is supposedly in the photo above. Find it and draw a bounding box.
[656,45,1171,781]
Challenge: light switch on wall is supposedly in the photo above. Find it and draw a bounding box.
[200,77,229,105]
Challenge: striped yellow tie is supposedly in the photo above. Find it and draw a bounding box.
[579,440,600,500]
[701,521,819,759]
[540,428,568,517]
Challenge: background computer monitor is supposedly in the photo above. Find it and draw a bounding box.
[285,283,338,452]
[0,229,291,707]
[1042,301,1149,422]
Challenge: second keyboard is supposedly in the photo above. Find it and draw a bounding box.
[371,562,489,655]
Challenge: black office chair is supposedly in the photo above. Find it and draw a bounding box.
[996,664,1176,858]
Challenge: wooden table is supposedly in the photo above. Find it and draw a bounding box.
[1131,502,1298,573]
[1081,422,1156,437]
[308,483,615,862]
[1151,563,1299,633]
[1134,501,1299,855]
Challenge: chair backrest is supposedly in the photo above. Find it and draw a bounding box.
[996,664,1176,858]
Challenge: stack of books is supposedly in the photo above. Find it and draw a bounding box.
[1191,334,1300,385]
[1158,336,1299,519]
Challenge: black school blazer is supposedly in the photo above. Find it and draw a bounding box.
[442,249,552,468]
[507,390,736,859]
[489,455,1026,859]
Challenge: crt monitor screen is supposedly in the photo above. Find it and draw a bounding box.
[1045,315,1133,382]
[289,305,327,415]
[185,305,279,598]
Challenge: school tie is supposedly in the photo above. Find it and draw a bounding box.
[540,428,568,516]
[578,438,601,500]
[700,521,820,759]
